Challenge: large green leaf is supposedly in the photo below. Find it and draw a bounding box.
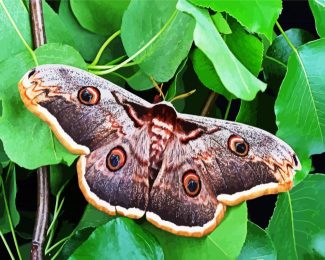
[192,18,263,100]
[192,49,233,100]
[76,204,114,231]
[190,0,282,41]
[0,0,32,63]
[0,44,87,169]
[60,204,113,258]
[69,218,164,260]
[0,0,82,63]
[70,0,130,36]
[275,39,325,161]
[236,92,276,134]
[43,1,75,47]
[238,221,276,260]
[267,174,325,259]
[121,0,195,83]
[0,164,19,234]
[263,29,315,91]
[125,67,154,91]
[143,203,247,260]
[225,18,264,76]
[58,0,108,61]
[309,0,325,38]
[177,0,266,101]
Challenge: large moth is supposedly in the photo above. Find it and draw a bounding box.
[19,65,300,237]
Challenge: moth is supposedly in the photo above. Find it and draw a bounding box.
[19,64,301,237]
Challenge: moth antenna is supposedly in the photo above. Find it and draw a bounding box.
[169,89,196,103]
[150,76,165,100]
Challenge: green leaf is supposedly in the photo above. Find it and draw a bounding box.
[267,174,325,259]
[60,205,114,258]
[121,0,195,82]
[309,0,325,38]
[36,43,87,67]
[177,0,266,101]
[70,0,130,36]
[69,218,164,260]
[192,48,233,100]
[192,17,263,100]
[238,221,276,260]
[166,58,188,112]
[60,228,94,259]
[58,0,107,61]
[236,92,276,134]
[0,164,20,234]
[50,164,75,195]
[211,13,232,34]
[126,68,153,91]
[275,39,325,163]
[0,0,32,63]
[19,243,32,260]
[263,29,315,91]
[0,44,87,169]
[0,140,10,168]
[226,18,264,76]
[43,1,75,47]
[190,0,282,41]
[143,203,247,260]
[76,204,113,231]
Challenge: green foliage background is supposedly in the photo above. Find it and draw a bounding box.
[0,0,324,259]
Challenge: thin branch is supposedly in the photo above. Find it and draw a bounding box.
[30,0,46,47]
[200,91,219,116]
[31,167,49,260]
[29,1,49,260]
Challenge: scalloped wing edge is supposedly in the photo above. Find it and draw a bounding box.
[18,78,90,155]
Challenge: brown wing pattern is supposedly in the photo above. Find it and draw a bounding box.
[19,64,152,218]
[146,136,226,237]
[18,64,151,153]
[146,114,300,236]
[78,128,151,218]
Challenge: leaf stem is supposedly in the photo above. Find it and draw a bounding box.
[90,30,121,66]
[0,165,22,260]
[0,0,38,65]
[224,99,232,120]
[89,61,138,70]
[200,92,218,116]
[45,179,70,254]
[45,198,65,253]
[46,233,72,254]
[170,89,196,103]
[275,21,298,54]
[0,230,15,260]
[93,10,178,76]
